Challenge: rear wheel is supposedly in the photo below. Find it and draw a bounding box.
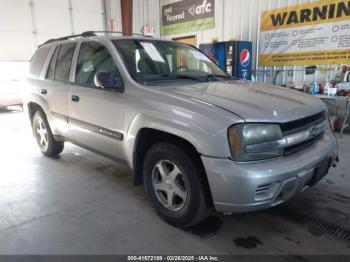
[32,111,64,157]
[143,143,208,228]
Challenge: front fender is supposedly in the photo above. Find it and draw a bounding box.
[123,110,238,168]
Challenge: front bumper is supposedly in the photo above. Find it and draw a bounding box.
[201,130,338,213]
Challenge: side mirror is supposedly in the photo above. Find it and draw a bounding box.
[94,71,123,91]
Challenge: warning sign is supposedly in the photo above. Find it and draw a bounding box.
[259,0,350,66]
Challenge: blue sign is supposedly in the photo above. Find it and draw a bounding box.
[237,41,252,80]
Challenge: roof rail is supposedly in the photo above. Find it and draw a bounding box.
[83,31,154,38]
[40,31,96,46]
[39,30,153,47]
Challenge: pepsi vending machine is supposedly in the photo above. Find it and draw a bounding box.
[199,41,252,80]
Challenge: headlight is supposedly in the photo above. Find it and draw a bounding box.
[228,124,283,162]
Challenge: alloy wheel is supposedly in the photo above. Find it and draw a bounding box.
[35,119,48,150]
[151,160,188,212]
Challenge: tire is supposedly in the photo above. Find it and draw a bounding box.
[32,110,64,157]
[143,142,208,228]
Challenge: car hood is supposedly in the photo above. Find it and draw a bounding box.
[155,80,325,123]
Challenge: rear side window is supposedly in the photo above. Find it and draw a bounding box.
[46,46,59,80]
[54,43,76,82]
[29,46,51,78]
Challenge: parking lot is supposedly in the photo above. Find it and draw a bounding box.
[0,108,349,255]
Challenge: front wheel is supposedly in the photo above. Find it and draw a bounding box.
[32,111,64,157]
[143,143,208,228]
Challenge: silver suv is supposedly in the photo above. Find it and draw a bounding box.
[25,31,338,228]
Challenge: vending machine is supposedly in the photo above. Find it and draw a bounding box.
[199,41,252,80]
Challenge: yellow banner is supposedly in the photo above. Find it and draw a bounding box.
[261,0,350,32]
[260,49,350,66]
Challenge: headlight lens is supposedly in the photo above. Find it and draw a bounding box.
[228,124,283,161]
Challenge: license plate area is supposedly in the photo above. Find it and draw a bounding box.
[308,157,332,186]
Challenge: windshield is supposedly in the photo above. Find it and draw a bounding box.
[113,39,229,84]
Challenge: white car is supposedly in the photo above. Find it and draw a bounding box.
[0,79,23,109]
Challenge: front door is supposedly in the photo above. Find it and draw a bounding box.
[68,40,126,161]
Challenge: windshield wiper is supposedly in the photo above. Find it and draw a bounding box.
[144,74,232,84]
[152,74,208,82]
[171,74,206,81]
[162,74,233,82]
[205,74,234,79]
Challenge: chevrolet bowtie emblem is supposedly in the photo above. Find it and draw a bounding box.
[309,125,319,137]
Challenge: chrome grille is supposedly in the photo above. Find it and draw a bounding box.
[280,111,326,136]
[284,133,323,156]
[281,111,327,156]
[245,116,327,155]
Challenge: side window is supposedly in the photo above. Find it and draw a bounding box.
[76,42,120,87]
[46,46,59,80]
[54,43,76,82]
[29,46,51,78]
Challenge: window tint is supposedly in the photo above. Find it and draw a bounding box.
[46,46,59,80]
[54,43,76,82]
[76,42,119,87]
[29,46,51,78]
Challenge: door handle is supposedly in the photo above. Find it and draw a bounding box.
[71,95,80,102]
[41,89,47,95]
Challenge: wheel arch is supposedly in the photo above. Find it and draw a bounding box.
[131,127,213,206]
[27,102,44,126]
[26,94,50,126]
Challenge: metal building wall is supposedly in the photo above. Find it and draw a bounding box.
[133,0,161,37]
[157,0,336,86]
[104,0,161,36]
[104,0,122,31]
[0,0,105,61]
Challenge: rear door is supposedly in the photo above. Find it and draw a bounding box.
[68,40,126,161]
[44,43,76,137]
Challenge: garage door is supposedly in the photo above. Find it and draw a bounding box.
[0,0,105,61]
